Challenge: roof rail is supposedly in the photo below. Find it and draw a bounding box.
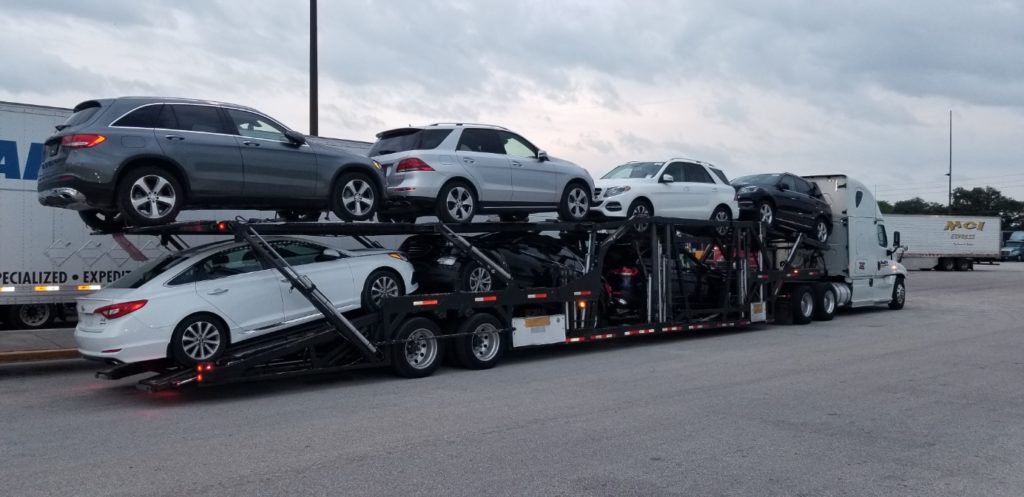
[427,122,510,131]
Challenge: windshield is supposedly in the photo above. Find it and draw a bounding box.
[1005,241,1024,248]
[601,162,662,180]
[369,128,452,156]
[732,174,780,186]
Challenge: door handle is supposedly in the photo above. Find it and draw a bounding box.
[462,157,475,164]
[243,141,261,147]
[511,161,522,167]
[207,288,229,295]
[164,135,184,141]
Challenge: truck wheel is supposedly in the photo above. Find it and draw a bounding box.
[889,277,906,310]
[391,317,443,378]
[938,258,955,271]
[955,258,971,271]
[812,284,836,321]
[117,166,183,226]
[790,284,814,325]
[8,304,55,329]
[170,313,230,366]
[454,313,506,370]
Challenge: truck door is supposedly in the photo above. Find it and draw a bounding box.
[872,222,896,301]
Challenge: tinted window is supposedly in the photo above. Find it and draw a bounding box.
[111,104,163,128]
[732,174,780,186]
[602,162,662,179]
[456,129,504,154]
[166,104,229,134]
[709,168,729,184]
[683,163,714,184]
[271,240,331,266]
[877,224,888,247]
[227,109,288,141]
[498,132,538,158]
[108,253,191,289]
[779,175,797,191]
[663,163,685,181]
[792,177,814,195]
[62,102,101,129]
[855,190,864,207]
[194,246,264,282]
[369,129,452,156]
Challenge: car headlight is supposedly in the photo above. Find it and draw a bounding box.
[738,185,759,194]
[437,256,457,266]
[604,186,631,197]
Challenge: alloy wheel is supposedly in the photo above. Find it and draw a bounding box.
[567,187,589,219]
[759,203,774,224]
[816,221,829,243]
[404,328,438,370]
[370,274,400,307]
[467,266,493,292]
[342,179,375,217]
[180,320,222,361]
[446,187,474,221]
[823,290,836,314]
[799,291,814,318]
[129,175,177,219]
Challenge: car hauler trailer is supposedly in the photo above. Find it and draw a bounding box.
[92,175,906,392]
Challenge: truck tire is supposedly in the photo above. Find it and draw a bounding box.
[7,304,55,329]
[391,317,443,378]
[889,277,906,310]
[938,258,955,271]
[955,258,971,271]
[790,284,814,325]
[812,284,836,321]
[454,313,506,370]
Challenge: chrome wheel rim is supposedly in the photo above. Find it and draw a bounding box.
[445,187,474,221]
[823,290,836,314]
[895,283,905,305]
[130,175,177,219]
[370,274,400,306]
[713,209,730,235]
[470,322,500,362]
[816,222,829,242]
[404,328,437,370]
[631,203,650,231]
[342,179,375,216]
[18,304,51,327]
[467,266,492,292]
[759,204,773,224]
[181,321,221,360]
[800,292,814,317]
[567,187,589,219]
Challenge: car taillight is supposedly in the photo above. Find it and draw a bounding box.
[396,157,434,172]
[610,267,640,276]
[61,134,106,149]
[94,300,147,319]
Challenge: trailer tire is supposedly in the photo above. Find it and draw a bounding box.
[955,258,971,271]
[170,313,230,366]
[889,277,906,310]
[938,258,955,271]
[454,313,506,370]
[391,317,443,378]
[812,284,836,321]
[7,304,55,329]
[790,284,814,325]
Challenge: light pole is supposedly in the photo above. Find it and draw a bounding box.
[946,110,952,213]
[309,0,318,136]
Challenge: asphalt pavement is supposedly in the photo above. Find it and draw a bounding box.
[2,265,1023,497]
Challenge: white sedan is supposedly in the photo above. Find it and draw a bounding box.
[591,159,739,226]
[75,237,417,366]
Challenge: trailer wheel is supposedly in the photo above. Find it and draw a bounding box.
[7,304,55,329]
[955,258,971,271]
[812,284,836,321]
[938,258,955,271]
[889,277,906,310]
[454,313,506,370]
[391,317,443,378]
[790,285,814,325]
[170,313,230,366]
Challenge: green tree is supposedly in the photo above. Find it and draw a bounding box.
[951,186,1024,229]
[892,197,946,215]
[877,200,894,214]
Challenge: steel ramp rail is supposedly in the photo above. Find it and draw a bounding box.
[233,223,381,362]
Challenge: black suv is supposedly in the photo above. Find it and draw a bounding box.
[731,173,833,243]
[37,97,384,229]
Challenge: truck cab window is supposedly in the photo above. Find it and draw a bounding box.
[877,224,888,248]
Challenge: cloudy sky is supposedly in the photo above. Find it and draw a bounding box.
[3,0,1023,203]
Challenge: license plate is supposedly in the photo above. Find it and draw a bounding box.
[524,316,550,328]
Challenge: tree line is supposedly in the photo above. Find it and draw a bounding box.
[878,186,1024,230]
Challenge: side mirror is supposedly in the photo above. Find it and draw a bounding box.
[660,174,675,183]
[777,183,790,192]
[893,231,901,247]
[284,129,307,145]
[322,248,342,259]
[537,150,549,162]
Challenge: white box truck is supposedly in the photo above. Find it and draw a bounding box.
[0,100,371,329]
[884,214,1001,271]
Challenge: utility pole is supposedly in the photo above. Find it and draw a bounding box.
[946,110,952,213]
[309,0,318,136]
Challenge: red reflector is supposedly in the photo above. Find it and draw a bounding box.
[396,157,435,172]
[566,337,585,343]
[196,374,204,382]
[101,348,122,353]
[574,290,592,296]
[413,299,438,306]
[61,134,106,149]
[94,300,147,319]
[474,295,497,302]
[527,293,548,299]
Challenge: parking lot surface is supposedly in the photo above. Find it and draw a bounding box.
[2,265,1022,497]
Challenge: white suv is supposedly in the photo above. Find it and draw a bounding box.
[592,159,739,225]
[370,124,595,223]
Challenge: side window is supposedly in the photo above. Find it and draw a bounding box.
[683,163,714,183]
[111,104,164,128]
[855,190,864,208]
[779,175,797,191]
[498,131,538,158]
[709,167,729,184]
[456,129,504,154]
[877,224,888,247]
[166,104,230,134]
[270,240,332,266]
[227,109,289,142]
[194,246,264,282]
[793,177,814,195]
[663,162,685,181]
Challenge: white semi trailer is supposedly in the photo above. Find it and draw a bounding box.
[884,214,1001,270]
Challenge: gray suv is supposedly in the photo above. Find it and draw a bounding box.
[37,97,384,229]
[371,124,594,223]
